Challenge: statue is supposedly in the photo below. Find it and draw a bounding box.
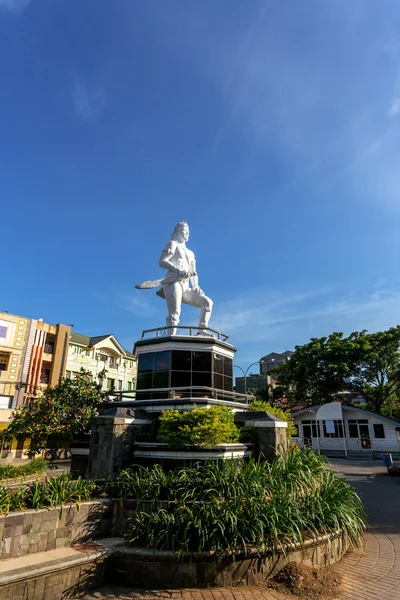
[135,221,213,335]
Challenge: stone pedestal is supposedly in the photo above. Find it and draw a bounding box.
[88,406,152,478]
[235,411,288,461]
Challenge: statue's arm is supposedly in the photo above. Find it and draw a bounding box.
[159,241,180,273]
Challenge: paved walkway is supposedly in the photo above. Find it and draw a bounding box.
[82,460,400,600]
[329,459,400,600]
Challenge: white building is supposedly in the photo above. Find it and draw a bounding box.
[66,333,136,391]
[292,405,400,459]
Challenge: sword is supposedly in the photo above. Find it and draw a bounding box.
[135,271,196,290]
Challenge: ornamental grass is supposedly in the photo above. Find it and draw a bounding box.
[123,447,366,560]
[0,458,47,482]
[0,473,97,515]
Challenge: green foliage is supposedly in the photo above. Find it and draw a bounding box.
[0,458,47,481]
[275,326,400,416]
[157,406,240,449]
[124,448,366,560]
[0,473,97,515]
[248,399,297,440]
[3,369,105,458]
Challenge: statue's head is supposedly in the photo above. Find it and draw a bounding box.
[171,221,189,243]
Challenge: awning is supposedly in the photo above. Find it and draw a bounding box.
[316,402,343,421]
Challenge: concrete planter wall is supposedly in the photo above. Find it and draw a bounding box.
[132,442,252,470]
[105,532,349,589]
[0,500,112,560]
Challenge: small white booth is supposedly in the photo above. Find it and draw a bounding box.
[292,403,400,459]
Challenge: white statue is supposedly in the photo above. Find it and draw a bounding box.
[135,221,213,335]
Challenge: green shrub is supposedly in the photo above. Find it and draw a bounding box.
[157,406,240,449]
[125,447,366,559]
[0,458,47,482]
[249,399,297,440]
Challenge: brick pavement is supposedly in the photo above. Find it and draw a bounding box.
[81,460,400,600]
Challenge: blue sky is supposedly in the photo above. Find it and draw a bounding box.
[1,0,400,371]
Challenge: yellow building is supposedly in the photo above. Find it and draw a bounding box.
[0,311,71,457]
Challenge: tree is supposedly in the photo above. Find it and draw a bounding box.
[3,369,105,460]
[274,326,400,416]
[249,399,297,440]
[349,327,400,415]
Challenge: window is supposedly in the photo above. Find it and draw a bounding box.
[127,381,132,391]
[65,371,71,379]
[40,369,50,384]
[301,420,318,437]
[0,325,7,339]
[373,424,385,439]
[171,351,191,371]
[347,419,370,439]
[348,420,359,438]
[322,420,344,438]
[109,357,115,368]
[153,371,169,388]
[118,380,123,390]
[0,354,8,373]
[138,353,155,373]
[192,351,211,372]
[154,351,170,371]
[107,378,115,390]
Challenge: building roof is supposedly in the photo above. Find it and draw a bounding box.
[292,405,400,427]
[70,332,135,360]
[261,351,293,362]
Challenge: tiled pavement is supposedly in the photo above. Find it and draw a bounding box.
[82,460,400,600]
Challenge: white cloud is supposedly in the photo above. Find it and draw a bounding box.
[72,76,107,121]
[388,97,400,117]
[117,293,159,319]
[212,284,400,366]
[0,0,31,11]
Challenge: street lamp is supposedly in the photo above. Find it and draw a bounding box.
[234,360,265,395]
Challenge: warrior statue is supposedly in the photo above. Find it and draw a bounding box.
[135,221,213,335]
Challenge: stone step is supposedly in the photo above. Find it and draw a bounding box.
[0,538,123,600]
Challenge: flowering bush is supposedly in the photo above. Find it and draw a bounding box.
[2,369,105,459]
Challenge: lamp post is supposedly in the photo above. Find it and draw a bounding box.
[234,360,265,395]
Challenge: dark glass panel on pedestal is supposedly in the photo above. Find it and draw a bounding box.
[154,351,170,371]
[171,371,191,388]
[192,371,212,387]
[192,351,212,372]
[223,356,233,377]
[137,373,153,389]
[214,373,223,390]
[171,351,192,371]
[153,371,169,388]
[223,376,233,392]
[138,353,155,373]
[214,354,224,374]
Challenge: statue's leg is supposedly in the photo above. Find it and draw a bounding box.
[164,283,182,335]
[182,290,213,330]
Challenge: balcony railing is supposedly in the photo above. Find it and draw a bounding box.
[141,326,229,342]
[105,386,254,406]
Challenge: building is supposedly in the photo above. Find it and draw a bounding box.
[235,373,266,395]
[292,405,400,459]
[66,333,136,391]
[0,311,137,457]
[260,351,293,375]
[0,311,70,410]
[0,311,71,457]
